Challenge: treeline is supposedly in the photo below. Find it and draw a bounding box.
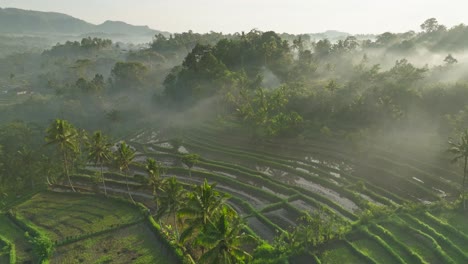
[0,121,60,199]
[157,19,468,138]
[2,18,468,140]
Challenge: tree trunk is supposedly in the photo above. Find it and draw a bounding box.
[125,170,135,203]
[174,211,179,241]
[463,157,467,210]
[153,187,159,212]
[101,163,107,196]
[63,151,76,192]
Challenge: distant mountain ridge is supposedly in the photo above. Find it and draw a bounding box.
[0,8,167,36]
[309,30,375,42]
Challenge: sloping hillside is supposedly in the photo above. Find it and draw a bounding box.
[0,8,166,36]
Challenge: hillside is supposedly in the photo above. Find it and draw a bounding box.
[0,8,167,36]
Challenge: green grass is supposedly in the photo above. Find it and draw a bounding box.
[319,242,371,264]
[400,214,468,263]
[15,192,142,242]
[380,221,445,264]
[437,209,468,235]
[421,212,468,252]
[369,224,426,264]
[0,213,36,263]
[51,223,174,264]
[355,227,406,264]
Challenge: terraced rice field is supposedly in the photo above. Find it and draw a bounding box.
[109,125,468,263]
[0,214,35,263]
[4,192,175,264]
[51,223,173,264]
[15,192,142,242]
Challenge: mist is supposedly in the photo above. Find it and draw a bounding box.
[2,7,468,264]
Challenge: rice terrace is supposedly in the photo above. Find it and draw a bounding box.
[1,2,468,264]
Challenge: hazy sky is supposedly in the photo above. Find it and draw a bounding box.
[1,0,467,34]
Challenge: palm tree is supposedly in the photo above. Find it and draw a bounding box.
[145,158,164,196]
[198,208,256,264]
[87,131,113,196]
[179,179,230,243]
[16,146,36,189]
[37,154,60,185]
[156,176,186,239]
[115,141,135,203]
[45,119,79,192]
[448,130,468,210]
[182,153,200,177]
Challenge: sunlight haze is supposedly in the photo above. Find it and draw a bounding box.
[2,0,468,34]
[2,1,468,263]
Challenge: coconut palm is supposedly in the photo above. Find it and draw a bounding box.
[45,119,79,192]
[198,207,256,264]
[448,129,468,209]
[114,141,135,203]
[87,131,113,196]
[156,176,186,238]
[179,179,230,243]
[145,157,164,196]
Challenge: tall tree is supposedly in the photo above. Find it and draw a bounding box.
[179,179,230,244]
[448,130,468,210]
[87,131,113,196]
[145,158,164,196]
[198,208,256,264]
[156,176,186,239]
[114,141,136,203]
[420,18,442,33]
[45,119,79,192]
[111,62,148,91]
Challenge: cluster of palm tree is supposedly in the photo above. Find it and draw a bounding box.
[153,177,257,264]
[45,119,138,201]
[45,119,81,192]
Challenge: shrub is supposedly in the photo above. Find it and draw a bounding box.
[26,232,53,263]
